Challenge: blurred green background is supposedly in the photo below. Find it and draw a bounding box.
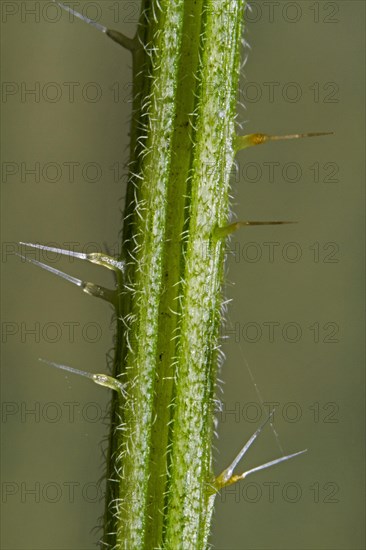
[1,1,364,549]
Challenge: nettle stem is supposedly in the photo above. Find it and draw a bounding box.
[109,1,246,548]
[23,1,318,548]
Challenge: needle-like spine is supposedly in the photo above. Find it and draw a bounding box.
[39,359,126,396]
[53,0,137,51]
[213,411,307,492]
[17,252,117,305]
[214,221,297,239]
[39,358,95,381]
[19,242,124,274]
[235,131,333,151]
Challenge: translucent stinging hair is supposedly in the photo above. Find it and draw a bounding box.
[39,359,126,396]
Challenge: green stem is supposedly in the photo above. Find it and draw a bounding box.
[105,1,246,548]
